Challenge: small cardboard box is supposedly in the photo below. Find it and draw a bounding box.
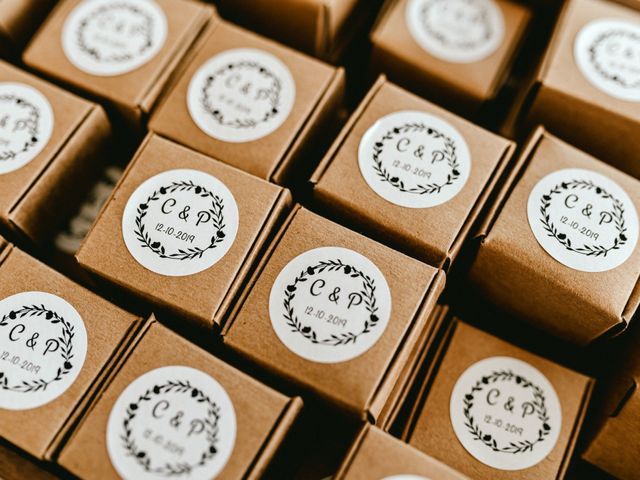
[0,0,53,57]
[370,0,531,115]
[222,206,446,423]
[470,127,640,345]
[312,76,516,270]
[58,319,302,480]
[0,244,141,461]
[76,134,292,331]
[149,14,345,184]
[335,424,469,479]
[0,442,61,480]
[404,319,593,480]
[522,0,640,179]
[23,0,214,128]
[0,60,110,245]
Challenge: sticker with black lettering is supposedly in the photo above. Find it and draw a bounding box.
[575,19,640,102]
[121,169,239,277]
[0,292,87,410]
[0,83,54,175]
[406,0,505,63]
[527,168,639,272]
[106,366,236,480]
[358,111,471,208]
[62,0,168,76]
[268,247,392,363]
[450,356,562,470]
[187,48,296,143]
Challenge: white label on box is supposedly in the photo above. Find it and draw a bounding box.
[107,366,236,480]
[269,247,392,364]
[0,83,54,175]
[62,0,167,76]
[187,48,296,143]
[0,292,87,410]
[527,168,638,272]
[450,356,562,471]
[575,19,640,102]
[406,0,505,63]
[358,111,471,209]
[121,169,239,277]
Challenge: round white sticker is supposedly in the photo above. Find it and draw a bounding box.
[62,0,168,76]
[449,356,562,471]
[527,168,639,272]
[187,48,296,143]
[268,247,392,364]
[0,292,88,410]
[575,19,640,102]
[106,366,236,480]
[0,83,54,175]
[406,0,505,63]
[358,111,471,209]
[121,169,239,277]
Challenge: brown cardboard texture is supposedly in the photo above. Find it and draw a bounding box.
[0,0,53,53]
[0,442,60,480]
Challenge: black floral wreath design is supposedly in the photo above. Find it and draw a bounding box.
[372,122,460,195]
[121,379,221,477]
[539,179,627,257]
[0,94,41,162]
[200,61,282,129]
[588,29,640,89]
[75,2,155,63]
[419,0,493,50]
[282,260,379,346]
[0,305,75,393]
[134,181,226,261]
[463,370,551,454]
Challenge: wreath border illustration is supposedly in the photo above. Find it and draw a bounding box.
[282,259,380,347]
[200,60,283,129]
[0,94,41,162]
[121,379,221,477]
[419,0,494,50]
[372,122,461,195]
[462,369,551,454]
[588,29,640,90]
[0,305,75,393]
[539,179,628,257]
[134,180,227,261]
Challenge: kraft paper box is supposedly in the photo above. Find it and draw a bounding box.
[404,319,593,480]
[522,0,640,180]
[335,424,469,479]
[76,134,292,331]
[58,319,302,480]
[0,0,53,57]
[23,0,214,128]
[312,76,516,270]
[0,244,141,461]
[470,127,640,345]
[0,60,110,245]
[222,206,446,423]
[0,442,61,480]
[370,0,531,114]
[149,14,345,184]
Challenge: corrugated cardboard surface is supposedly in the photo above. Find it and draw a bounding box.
[0,246,139,460]
[58,320,302,480]
[470,128,640,345]
[312,77,516,269]
[223,206,444,421]
[76,134,292,330]
[407,320,593,480]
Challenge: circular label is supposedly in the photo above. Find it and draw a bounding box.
[106,366,236,480]
[121,169,239,277]
[62,0,168,76]
[575,19,640,102]
[268,247,392,364]
[406,0,505,63]
[187,48,296,143]
[358,111,471,209]
[0,83,54,175]
[527,168,639,272]
[449,356,562,471]
[0,292,88,410]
